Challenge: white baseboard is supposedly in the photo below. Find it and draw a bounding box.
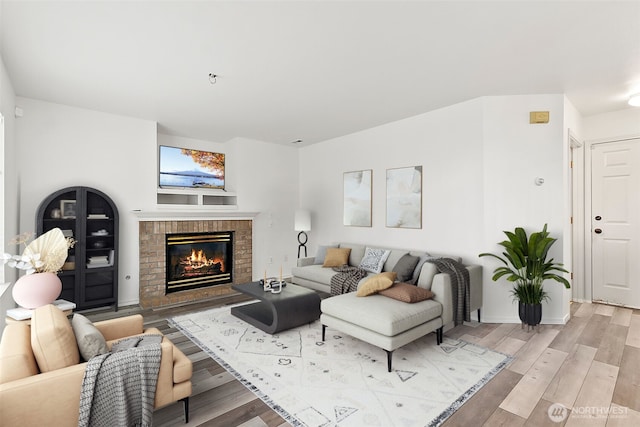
[118,298,139,307]
[481,315,568,325]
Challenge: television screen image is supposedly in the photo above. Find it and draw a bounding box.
[159,145,225,189]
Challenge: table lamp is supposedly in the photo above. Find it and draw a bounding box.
[294,209,311,258]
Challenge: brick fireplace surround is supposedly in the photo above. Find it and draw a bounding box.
[138,219,252,308]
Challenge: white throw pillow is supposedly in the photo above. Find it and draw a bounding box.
[359,247,391,274]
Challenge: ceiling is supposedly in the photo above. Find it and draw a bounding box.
[1,1,639,146]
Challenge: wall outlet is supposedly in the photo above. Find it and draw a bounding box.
[284,255,288,262]
[268,257,273,264]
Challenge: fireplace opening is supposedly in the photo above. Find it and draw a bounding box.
[165,231,233,294]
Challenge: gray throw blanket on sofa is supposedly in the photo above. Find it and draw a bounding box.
[78,335,163,427]
[426,258,471,326]
[330,266,368,295]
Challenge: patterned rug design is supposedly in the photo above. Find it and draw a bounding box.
[170,303,511,427]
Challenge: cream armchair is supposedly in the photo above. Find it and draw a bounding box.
[0,305,192,426]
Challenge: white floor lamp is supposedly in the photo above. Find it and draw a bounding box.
[295,209,311,258]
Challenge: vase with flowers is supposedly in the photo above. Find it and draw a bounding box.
[2,228,76,309]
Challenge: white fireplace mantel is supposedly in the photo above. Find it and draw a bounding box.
[132,209,260,222]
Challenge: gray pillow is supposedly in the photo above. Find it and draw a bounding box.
[393,253,420,282]
[314,244,338,265]
[410,253,434,285]
[71,313,109,361]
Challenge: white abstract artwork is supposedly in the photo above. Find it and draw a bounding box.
[343,170,372,227]
[386,166,422,228]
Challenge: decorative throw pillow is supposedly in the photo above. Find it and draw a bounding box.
[410,253,434,285]
[0,322,39,383]
[72,313,109,361]
[356,272,398,296]
[31,304,80,372]
[392,253,420,282]
[379,282,434,303]
[314,244,339,265]
[323,247,352,267]
[358,247,391,274]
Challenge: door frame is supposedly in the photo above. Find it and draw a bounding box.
[569,130,586,303]
[578,134,640,305]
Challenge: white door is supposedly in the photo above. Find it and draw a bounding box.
[591,138,640,307]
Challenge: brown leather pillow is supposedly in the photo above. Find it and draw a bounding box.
[379,282,434,303]
[323,247,351,267]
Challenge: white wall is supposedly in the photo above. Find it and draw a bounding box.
[15,98,157,306]
[300,94,571,324]
[230,137,300,279]
[299,98,485,261]
[583,108,640,142]
[0,54,18,331]
[482,95,568,324]
[0,56,18,282]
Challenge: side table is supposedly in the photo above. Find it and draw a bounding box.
[6,299,76,325]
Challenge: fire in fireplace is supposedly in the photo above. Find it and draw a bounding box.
[165,231,233,293]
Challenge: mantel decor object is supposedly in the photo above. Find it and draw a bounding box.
[260,277,286,294]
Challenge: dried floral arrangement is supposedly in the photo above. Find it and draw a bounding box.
[2,228,76,274]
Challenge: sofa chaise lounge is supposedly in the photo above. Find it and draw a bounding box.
[292,243,483,371]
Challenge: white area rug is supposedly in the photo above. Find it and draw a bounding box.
[170,303,511,427]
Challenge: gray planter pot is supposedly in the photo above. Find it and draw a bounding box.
[518,301,542,329]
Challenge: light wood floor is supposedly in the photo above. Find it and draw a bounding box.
[85,297,640,427]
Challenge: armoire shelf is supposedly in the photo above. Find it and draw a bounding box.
[36,186,119,311]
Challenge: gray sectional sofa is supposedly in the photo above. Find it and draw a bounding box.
[291,242,483,371]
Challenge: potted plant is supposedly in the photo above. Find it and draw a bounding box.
[479,224,570,329]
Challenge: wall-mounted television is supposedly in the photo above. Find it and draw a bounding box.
[159,145,225,190]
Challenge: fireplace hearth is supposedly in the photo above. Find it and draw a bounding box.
[166,231,233,293]
[138,218,252,309]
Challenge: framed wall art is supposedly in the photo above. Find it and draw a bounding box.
[386,166,422,229]
[343,169,372,227]
[60,199,77,219]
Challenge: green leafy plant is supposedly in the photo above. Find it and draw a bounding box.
[479,224,570,304]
